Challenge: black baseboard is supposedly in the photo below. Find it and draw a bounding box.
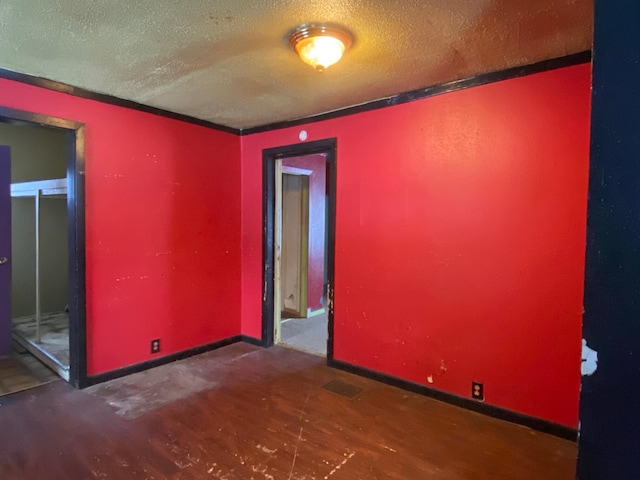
[78,335,575,440]
[240,335,265,347]
[80,335,243,388]
[329,358,577,441]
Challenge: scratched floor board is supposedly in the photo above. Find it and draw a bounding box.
[0,342,576,479]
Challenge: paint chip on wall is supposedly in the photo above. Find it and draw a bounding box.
[581,339,598,376]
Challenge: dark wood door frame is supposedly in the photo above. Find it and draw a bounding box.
[262,138,337,360]
[0,106,87,388]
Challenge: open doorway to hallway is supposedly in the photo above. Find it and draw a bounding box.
[262,138,337,360]
[276,156,328,356]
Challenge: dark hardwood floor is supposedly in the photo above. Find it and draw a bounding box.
[0,342,577,479]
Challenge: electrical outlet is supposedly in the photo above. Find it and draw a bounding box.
[150,339,161,354]
[472,381,484,401]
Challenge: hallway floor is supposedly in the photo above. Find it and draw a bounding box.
[0,342,59,397]
[0,342,577,479]
[280,311,328,356]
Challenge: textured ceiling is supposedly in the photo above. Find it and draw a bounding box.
[0,1,593,130]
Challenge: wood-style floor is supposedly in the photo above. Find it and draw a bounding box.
[0,342,58,396]
[0,343,577,480]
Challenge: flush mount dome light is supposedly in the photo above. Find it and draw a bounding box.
[289,24,353,71]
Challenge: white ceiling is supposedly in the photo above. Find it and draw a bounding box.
[0,1,593,130]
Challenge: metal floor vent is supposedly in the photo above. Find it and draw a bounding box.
[322,380,363,399]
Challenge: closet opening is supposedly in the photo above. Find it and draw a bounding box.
[0,108,86,387]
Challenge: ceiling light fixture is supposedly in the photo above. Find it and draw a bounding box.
[289,24,353,72]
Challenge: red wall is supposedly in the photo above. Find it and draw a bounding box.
[282,155,326,313]
[0,79,241,376]
[241,64,591,427]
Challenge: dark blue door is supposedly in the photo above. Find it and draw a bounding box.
[0,146,10,355]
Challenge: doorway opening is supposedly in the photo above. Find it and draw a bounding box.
[262,138,337,360]
[0,107,86,387]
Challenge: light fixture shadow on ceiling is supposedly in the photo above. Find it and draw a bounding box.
[287,23,354,72]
